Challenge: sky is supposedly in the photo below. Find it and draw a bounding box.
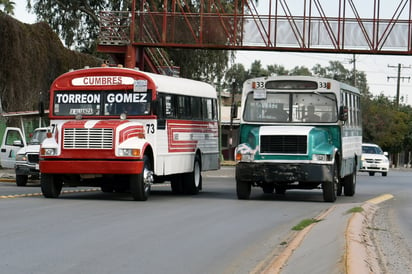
[12,1,412,104]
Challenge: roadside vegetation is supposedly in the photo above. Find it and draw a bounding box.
[292,218,322,231]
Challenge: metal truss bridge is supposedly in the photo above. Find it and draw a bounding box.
[97,0,412,72]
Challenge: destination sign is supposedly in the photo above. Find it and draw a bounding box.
[71,76,135,86]
[55,92,148,104]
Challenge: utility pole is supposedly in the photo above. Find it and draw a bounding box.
[349,54,356,87]
[387,64,411,107]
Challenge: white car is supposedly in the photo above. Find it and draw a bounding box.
[360,143,389,176]
[15,128,48,186]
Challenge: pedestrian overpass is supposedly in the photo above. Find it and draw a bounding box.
[97,0,412,72]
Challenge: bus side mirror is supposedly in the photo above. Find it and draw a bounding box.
[339,106,348,121]
[231,104,238,119]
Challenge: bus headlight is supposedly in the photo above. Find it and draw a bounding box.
[236,152,253,162]
[119,148,141,157]
[312,154,332,162]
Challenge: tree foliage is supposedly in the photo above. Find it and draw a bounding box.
[0,0,15,15]
[26,0,234,83]
[0,13,100,115]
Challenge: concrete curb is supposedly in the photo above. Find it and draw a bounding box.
[346,194,394,274]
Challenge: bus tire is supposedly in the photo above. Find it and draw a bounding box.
[41,173,62,198]
[344,170,356,196]
[322,164,337,202]
[369,172,375,176]
[236,180,251,200]
[130,155,152,201]
[16,175,28,186]
[183,155,202,195]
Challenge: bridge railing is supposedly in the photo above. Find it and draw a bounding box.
[99,11,412,54]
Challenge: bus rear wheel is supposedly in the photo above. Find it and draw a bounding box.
[183,155,202,195]
[343,170,356,196]
[41,173,63,198]
[130,155,153,201]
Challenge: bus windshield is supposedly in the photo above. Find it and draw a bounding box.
[243,92,337,123]
[53,90,152,116]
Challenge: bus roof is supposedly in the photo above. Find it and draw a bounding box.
[53,67,217,99]
[243,75,360,94]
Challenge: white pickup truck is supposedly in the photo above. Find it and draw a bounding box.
[1,127,48,186]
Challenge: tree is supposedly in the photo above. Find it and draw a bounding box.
[267,64,289,76]
[0,0,15,14]
[289,66,312,76]
[224,63,247,90]
[248,60,268,78]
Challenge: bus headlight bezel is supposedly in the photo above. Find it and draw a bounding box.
[118,148,141,157]
[312,154,332,162]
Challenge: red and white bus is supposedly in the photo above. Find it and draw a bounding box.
[39,66,220,201]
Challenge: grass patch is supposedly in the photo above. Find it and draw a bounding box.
[292,218,321,231]
[366,226,387,231]
[347,206,364,214]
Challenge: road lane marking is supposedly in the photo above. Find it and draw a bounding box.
[0,188,100,199]
[365,193,394,205]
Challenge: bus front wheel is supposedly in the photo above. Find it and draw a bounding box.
[236,180,251,200]
[41,173,63,198]
[130,155,153,201]
[322,164,338,202]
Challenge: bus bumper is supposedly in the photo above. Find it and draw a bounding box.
[235,162,333,183]
[40,159,144,174]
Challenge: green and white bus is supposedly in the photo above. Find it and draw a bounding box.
[234,76,362,202]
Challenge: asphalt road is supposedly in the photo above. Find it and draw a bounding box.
[0,167,411,273]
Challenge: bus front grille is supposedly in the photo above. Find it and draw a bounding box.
[64,128,113,149]
[260,135,307,154]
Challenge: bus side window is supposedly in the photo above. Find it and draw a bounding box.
[202,98,213,121]
[165,95,175,118]
[212,99,218,120]
[177,96,191,119]
[191,97,202,120]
